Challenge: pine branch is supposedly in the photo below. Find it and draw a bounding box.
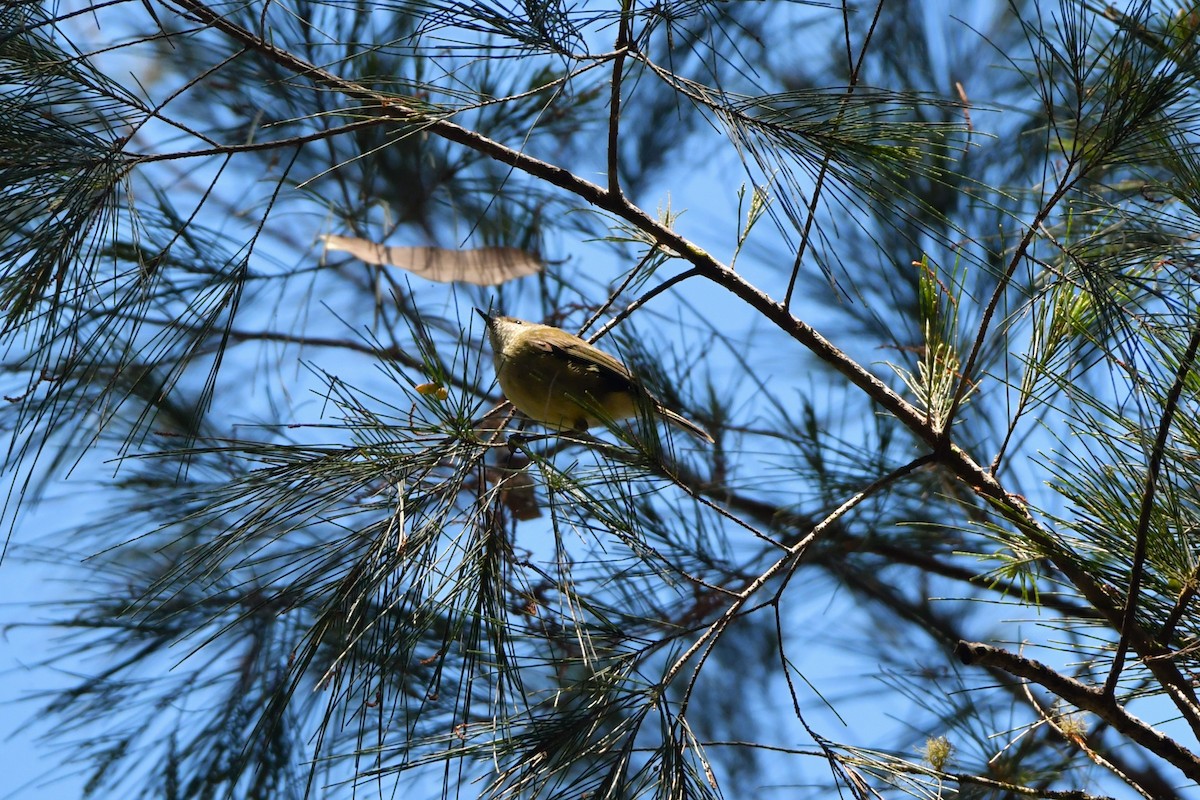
[956,640,1200,782]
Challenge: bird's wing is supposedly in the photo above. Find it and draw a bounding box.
[529,335,636,394]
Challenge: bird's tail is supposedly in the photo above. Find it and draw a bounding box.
[657,406,714,444]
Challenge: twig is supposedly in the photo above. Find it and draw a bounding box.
[942,171,1078,437]
[1019,680,1156,800]
[577,250,659,339]
[822,558,1185,799]
[605,5,632,197]
[956,640,1200,782]
[130,117,390,163]
[668,454,936,718]
[1160,560,1200,646]
[1106,318,1200,694]
[782,0,885,311]
[590,267,701,342]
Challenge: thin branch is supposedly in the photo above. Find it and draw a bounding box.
[833,538,1100,621]
[1020,681,1156,800]
[944,771,1112,800]
[130,117,391,163]
[590,267,701,342]
[128,42,250,149]
[605,5,631,197]
[1106,317,1200,694]
[823,557,1187,800]
[955,640,1200,783]
[668,453,936,717]
[943,169,1078,436]
[1160,560,1200,646]
[578,250,660,338]
[782,0,885,310]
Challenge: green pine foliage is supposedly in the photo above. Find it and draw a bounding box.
[6,1,1200,798]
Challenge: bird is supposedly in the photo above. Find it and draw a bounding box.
[476,309,713,443]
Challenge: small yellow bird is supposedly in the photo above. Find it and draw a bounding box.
[477,309,713,443]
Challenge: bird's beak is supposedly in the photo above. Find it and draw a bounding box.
[474,307,492,326]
